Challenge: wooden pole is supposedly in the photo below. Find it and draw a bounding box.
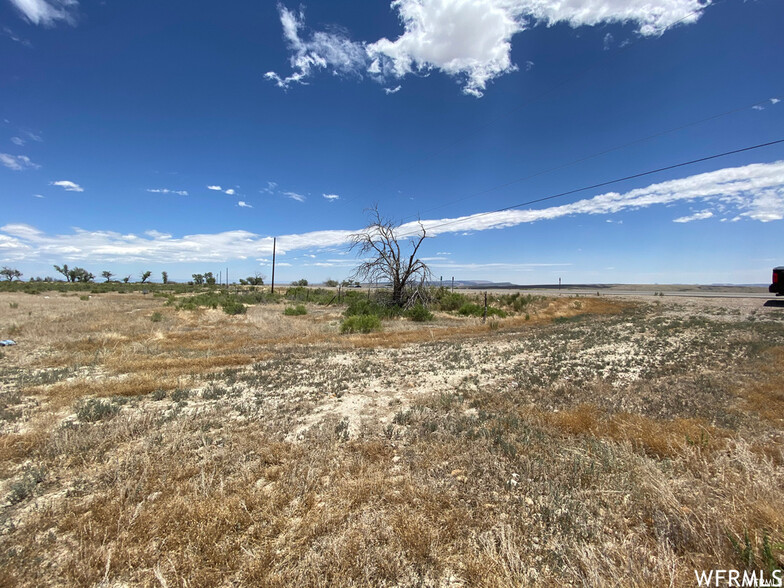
[271,237,276,294]
[483,292,488,323]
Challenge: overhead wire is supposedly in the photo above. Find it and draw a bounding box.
[395,94,782,224]
[394,138,784,238]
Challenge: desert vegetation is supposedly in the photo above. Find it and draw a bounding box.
[0,286,782,586]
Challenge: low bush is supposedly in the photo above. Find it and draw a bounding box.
[341,314,382,334]
[435,291,468,311]
[283,305,307,316]
[457,303,507,318]
[221,299,247,315]
[75,398,120,422]
[344,298,400,319]
[498,292,539,312]
[406,304,433,322]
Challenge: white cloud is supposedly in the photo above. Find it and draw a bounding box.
[238,201,253,208]
[284,191,306,202]
[8,0,79,27]
[2,25,32,46]
[772,98,781,105]
[264,5,368,89]
[0,153,40,170]
[33,194,44,198]
[5,161,783,265]
[10,137,25,146]
[384,85,402,95]
[50,180,83,192]
[207,185,237,195]
[403,160,784,236]
[753,105,765,111]
[262,181,278,194]
[147,188,188,196]
[673,210,713,223]
[323,193,340,201]
[269,0,708,96]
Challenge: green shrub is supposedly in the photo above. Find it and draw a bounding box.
[76,398,120,422]
[79,295,90,301]
[436,291,468,311]
[341,314,382,334]
[284,305,307,316]
[150,311,163,322]
[406,304,433,322]
[221,299,247,315]
[344,298,400,319]
[171,388,190,402]
[9,302,18,309]
[457,303,507,318]
[498,292,539,312]
[7,465,46,504]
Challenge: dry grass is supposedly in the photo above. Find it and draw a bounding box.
[1,291,783,586]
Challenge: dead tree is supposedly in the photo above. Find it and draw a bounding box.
[349,206,431,306]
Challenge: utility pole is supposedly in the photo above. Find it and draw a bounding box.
[271,237,276,294]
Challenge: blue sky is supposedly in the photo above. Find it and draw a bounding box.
[1,0,783,284]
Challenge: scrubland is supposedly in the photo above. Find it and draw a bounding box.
[0,289,782,586]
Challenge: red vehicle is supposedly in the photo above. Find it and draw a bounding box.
[770,267,784,296]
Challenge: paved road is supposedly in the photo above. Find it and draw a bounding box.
[479,288,778,300]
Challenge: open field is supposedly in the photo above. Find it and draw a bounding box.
[1,289,783,586]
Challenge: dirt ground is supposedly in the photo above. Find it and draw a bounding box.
[0,290,782,586]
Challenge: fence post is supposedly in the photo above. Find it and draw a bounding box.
[483,291,488,323]
[271,237,276,294]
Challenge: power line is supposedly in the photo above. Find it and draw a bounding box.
[396,138,784,238]
[397,94,781,224]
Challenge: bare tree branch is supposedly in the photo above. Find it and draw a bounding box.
[349,206,431,305]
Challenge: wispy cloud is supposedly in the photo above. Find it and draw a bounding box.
[673,210,713,223]
[323,193,340,201]
[269,0,707,97]
[264,5,368,89]
[0,153,40,170]
[207,184,237,195]
[407,160,784,236]
[147,188,188,196]
[8,0,79,27]
[5,161,783,264]
[10,137,25,146]
[284,191,306,202]
[2,25,32,46]
[262,181,278,194]
[237,201,252,208]
[50,180,83,192]
[384,85,401,95]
